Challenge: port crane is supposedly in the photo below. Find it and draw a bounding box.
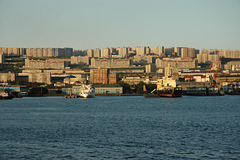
[211,56,222,87]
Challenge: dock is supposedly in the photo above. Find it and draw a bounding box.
[64,95,80,98]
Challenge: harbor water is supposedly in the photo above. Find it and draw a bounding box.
[0,96,239,159]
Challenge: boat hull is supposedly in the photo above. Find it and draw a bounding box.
[144,91,182,98]
[0,96,13,100]
[79,93,95,98]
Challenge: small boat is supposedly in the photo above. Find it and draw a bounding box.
[0,90,13,100]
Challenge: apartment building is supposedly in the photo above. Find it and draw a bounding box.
[91,58,132,68]
[151,46,164,55]
[156,58,197,69]
[71,56,89,65]
[0,51,4,63]
[133,55,153,65]
[0,72,16,82]
[24,58,70,69]
[181,48,196,58]
[0,48,26,56]
[90,69,108,84]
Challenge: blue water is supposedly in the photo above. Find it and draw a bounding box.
[0,96,239,159]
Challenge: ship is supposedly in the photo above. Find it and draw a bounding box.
[78,78,95,98]
[144,65,182,98]
[0,89,13,100]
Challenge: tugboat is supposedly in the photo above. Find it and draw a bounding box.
[144,65,182,98]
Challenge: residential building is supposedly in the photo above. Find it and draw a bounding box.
[156,58,197,69]
[91,58,132,68]
[24,58,70,69]
[146,64,156,73]
[116,47,128,58]
[0,51,4,63]
[224,61,240,71]
[90,69,108,84]
[93,49,101,58]
[28,72,51,84]
[174,47,182,56]
[101,48,110,58]
[87,49,93,57]
[181,48,196,58]
[0,72,16,82]
[151,46,164,55]
[71,56,89,65]
[164,47,174,55]
[133,55,153,65]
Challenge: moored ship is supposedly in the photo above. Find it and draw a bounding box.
[78,77,95,98]
[144,65,182,98]
[0,89,13,100]
[79,83,95,98]
[144,88,182,98]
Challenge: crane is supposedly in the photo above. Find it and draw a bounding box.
[211,56,222,87]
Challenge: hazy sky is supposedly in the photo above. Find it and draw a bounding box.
[0,0,239,50]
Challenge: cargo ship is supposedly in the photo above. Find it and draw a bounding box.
[144,88,182,98]
[144,65,182,98]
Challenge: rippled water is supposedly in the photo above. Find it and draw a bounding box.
[0,96,239,159]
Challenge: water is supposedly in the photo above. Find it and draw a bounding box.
[0,96,239,160]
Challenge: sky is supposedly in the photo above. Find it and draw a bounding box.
[0,0,240,50]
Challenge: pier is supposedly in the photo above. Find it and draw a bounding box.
[64,95,79,98]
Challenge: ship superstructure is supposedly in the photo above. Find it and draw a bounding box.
[144,65,182,98]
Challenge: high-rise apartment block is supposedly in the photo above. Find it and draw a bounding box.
[24,58,70,69]
[146,64,156,73]
[87,49,93,57]
[181,48,196,58]
[0,48,26,56]
[134,47,149,56]
[116,47,128,58]
[156,58,197,69]
[26,47,73,57]
[219,50,240,58]
[0,72,16,82]
[36,48,43,57]
[195,49,239,64]
[174,47,182,56]
[151,46,164,55]
[93,49,101,58]
[91,58,132,68]
[0,51,4,63]
[133,55,153,65]
[71,56,89,65]
[164,47,174,55]
[101,48,110,58]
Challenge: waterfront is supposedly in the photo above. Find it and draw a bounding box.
[0,96,239,159]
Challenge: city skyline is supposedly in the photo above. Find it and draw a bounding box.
[0,0,240,50]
